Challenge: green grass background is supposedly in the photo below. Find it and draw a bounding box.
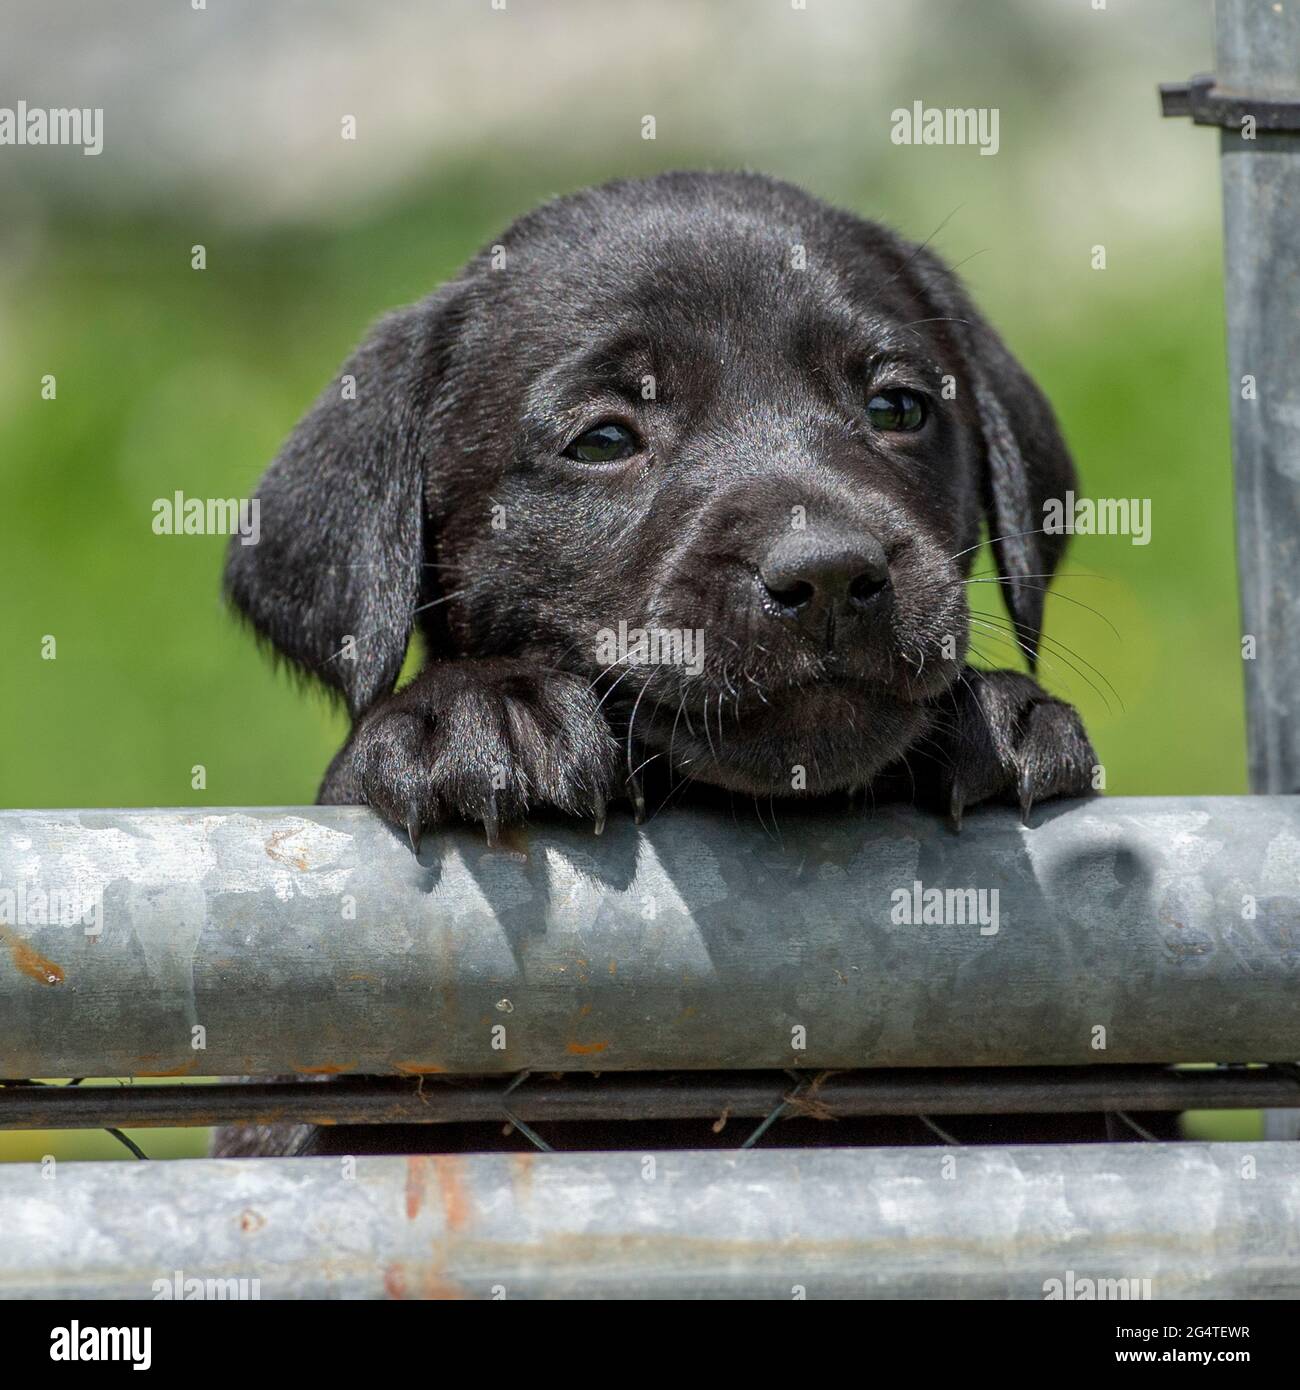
[0,168,1244,812]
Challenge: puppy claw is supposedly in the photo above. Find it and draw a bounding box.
[948,780,965,833]
[592,794,607,836]
[933,670,1096,826]
[482,794,501,850]
[406,813,423,855]
[627,773,646,825]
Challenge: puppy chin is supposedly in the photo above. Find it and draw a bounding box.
[646,682,933,796]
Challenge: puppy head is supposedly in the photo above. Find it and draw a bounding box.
[228,172,1074,796]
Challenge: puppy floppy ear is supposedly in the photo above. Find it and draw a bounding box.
[225,286,466,718]
[908,250,1076,668]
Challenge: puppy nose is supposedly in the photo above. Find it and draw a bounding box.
[758,531,892,618]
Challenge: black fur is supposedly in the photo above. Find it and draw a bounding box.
[216,171,1099,1160]
[225,171,1095,844]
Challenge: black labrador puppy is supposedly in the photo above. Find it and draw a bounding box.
[216,172,1103,1158]
[227,171,1094,840]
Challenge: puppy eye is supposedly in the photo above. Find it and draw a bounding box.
[866,389,926,432]
[563,422,640,463]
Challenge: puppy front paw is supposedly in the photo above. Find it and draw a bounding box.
[939,669,1098,827]
[347,661,622,847]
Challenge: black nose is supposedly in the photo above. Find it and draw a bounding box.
[758,530,892,620]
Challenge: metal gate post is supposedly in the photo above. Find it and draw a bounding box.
[1216,3,1300,1141]
[1215,1,1300,794]
[1162,0,1300,1138]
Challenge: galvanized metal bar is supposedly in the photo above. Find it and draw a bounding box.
[2,1065,1297,1131]
[1,800,1298,1077]
[1,1143,1297,1299]
[1215,0,1300,793]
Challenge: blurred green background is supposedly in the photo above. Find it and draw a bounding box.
[0,0,1252,1158]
